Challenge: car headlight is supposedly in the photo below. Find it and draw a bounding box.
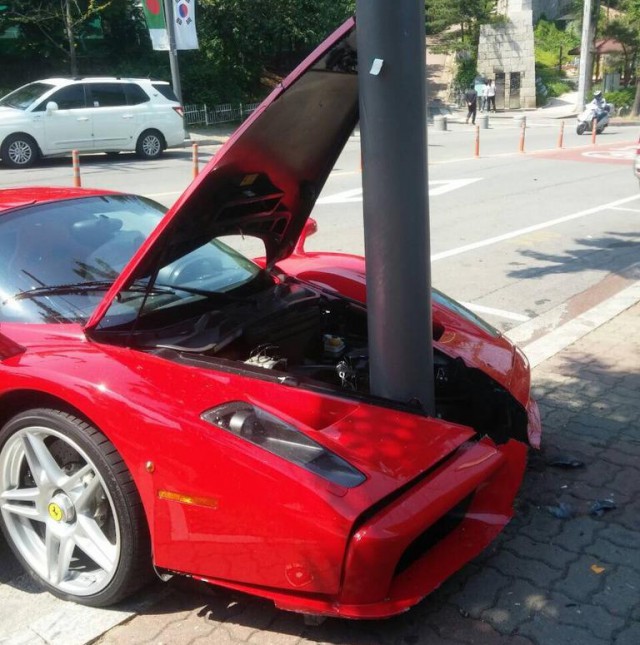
[201,401,365,488]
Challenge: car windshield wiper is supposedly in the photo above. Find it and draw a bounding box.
[4,281,176,304]
[156,283,248,302]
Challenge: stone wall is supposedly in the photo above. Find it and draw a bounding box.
[478,10,537,108]
[475,0,572,109]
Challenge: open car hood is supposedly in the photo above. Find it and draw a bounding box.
[86,18,358,331]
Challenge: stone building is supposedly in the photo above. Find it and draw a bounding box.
[477,0,537,109]
[476,0,572,109]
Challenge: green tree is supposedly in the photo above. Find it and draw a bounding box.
[0,1,113,75]
[0,1,355,103]
[425,0,499,48]
[534,18,580,69]
[602,19,638,85]
[618,0,640,115]
[425,0,499,91]
[182,0,354,103]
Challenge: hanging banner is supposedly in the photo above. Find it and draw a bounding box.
[173,0,199,50]
[142,0,169,51]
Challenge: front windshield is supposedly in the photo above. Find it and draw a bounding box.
[1,194,263,326]
[94,237,262,332]
[0,195,163,324]
[0,82,54,110]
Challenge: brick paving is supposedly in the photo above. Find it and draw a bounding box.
[95,305,640,644]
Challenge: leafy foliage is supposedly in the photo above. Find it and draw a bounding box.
[533,19,578,105]
[0,1,156,82]
[0,0,114,75]
[183,0,354,103]
[604,87,635,109]
[0,0,354,103]
[535,62,574,103]
[426,0,499,49]
[601,1,640,86]
[455,55,477,90]
[425,0,500,100]
[534,18,580,69]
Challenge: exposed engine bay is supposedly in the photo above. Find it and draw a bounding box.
[142,275,528,445]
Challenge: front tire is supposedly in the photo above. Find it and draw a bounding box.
[576,122,587,135]
[0,409,151,606]
[136,130,164,160]
[1,134,39,168]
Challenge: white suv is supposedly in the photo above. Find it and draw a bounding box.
[0,77,188,168]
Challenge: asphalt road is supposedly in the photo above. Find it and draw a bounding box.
[0,116,639,643]
[1,120,637,337]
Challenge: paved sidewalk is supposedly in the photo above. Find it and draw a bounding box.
[444,90,639,127]
[95,302,640,645]
[187,92,640,147]
[188,123,237,148]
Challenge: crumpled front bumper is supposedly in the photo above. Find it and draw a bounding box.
[273,437,527,618]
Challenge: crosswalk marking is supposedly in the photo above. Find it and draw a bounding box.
[317,178,482,204]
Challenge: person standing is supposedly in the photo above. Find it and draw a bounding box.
[464,86,477,125]
[475,78,487,112]
[485,79,496,112]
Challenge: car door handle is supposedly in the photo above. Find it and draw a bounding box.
[77,117,90,122]
[122,114,134,119]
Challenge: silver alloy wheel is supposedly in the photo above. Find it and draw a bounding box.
[141,133,161,158]
[8,139,33,166]
[0,426,121,597]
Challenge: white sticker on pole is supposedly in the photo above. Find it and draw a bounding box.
[370,59,384,75]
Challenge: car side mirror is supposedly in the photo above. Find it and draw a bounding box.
[293,218,318,256]
[45,101,58,114]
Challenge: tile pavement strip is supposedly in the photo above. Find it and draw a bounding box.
[2,304,638,644]
[88,303,639,644]
[0,574,168,644]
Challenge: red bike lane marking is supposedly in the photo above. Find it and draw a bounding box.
[534,140,637,165]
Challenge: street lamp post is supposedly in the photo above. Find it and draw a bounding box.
[162,0,183,104]
[355,1,435,415]
[576,0,593,111]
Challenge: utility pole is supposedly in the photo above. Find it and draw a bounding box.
[355,1,435,415]
[162,0,183,103]
[576,0,593,111]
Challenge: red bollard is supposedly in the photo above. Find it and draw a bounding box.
[72,149,81,187]
[474,126,480,158]
[192,143,199,178]
[557,121,564,149]
[591,118,597,144]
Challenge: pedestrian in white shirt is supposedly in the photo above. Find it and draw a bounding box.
[485,79,496,112]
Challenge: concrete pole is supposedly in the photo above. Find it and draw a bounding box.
[163,0,183,104]
[355,0,435,415]
[576,0,593,111]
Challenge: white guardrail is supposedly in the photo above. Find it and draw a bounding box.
[183,102,260,126]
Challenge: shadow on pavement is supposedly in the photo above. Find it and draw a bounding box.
[507,232,640,281]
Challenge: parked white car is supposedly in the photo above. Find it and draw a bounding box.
[0,77,188,168]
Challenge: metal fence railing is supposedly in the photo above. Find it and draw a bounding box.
[183,102,260,126]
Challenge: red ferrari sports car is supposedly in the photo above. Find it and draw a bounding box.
[0,18,540,618]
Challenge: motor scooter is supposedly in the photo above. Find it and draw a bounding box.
[576,103,610,135]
